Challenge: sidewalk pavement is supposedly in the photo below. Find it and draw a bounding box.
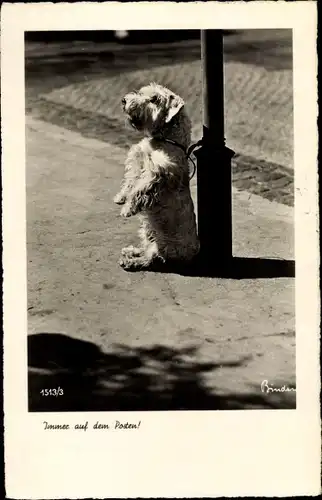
[25,31,293,170]
[33,59,293,169]
[27,117,295,411]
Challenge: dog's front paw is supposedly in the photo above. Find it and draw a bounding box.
[120,203,136,218]
[114,193,126,205]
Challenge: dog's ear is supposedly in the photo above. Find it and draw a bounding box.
[165,94,184,123]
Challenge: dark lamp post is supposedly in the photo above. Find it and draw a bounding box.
[195,30,235,265]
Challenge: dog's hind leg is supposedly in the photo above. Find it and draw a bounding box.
[119,242,164,271]
[121,245,143,258]
[119,255,148,270]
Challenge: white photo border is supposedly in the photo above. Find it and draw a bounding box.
[2,2,320,498]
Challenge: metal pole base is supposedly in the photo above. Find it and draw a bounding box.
[195,134,235,267]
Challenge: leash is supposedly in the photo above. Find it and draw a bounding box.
[159,138,203,181]
[186,140,203,180]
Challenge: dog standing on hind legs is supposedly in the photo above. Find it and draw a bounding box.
[114,83,200,270]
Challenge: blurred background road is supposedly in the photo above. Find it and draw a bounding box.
[25,29,294,206]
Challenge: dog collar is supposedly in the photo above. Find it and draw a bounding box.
[154,137,201,181]
[154,137,187,154]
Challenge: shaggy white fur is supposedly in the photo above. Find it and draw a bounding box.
[114,83,199,270]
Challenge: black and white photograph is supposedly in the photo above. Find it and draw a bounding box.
[25,27,296,412]
[2,2,319,498]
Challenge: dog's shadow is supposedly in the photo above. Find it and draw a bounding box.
[127,255,295,279]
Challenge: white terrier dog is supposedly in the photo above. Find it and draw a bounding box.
[114,83,199,270]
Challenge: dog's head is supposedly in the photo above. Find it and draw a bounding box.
[122,83,185,134]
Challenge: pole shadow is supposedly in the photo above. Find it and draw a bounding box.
[127,256,295,279]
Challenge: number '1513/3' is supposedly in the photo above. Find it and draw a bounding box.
[40,388,64,396]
